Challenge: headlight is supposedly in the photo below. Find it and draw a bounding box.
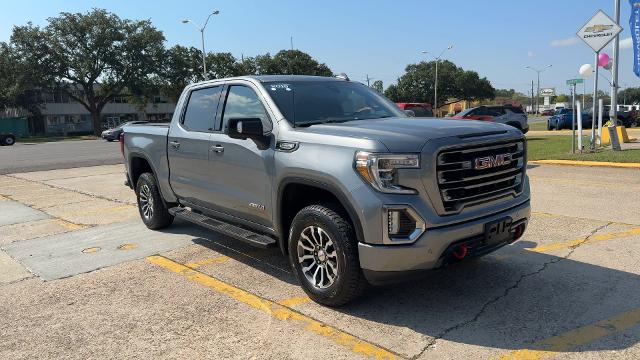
[355,152,420,194]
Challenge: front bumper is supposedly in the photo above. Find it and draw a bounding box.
[358,200,530,284]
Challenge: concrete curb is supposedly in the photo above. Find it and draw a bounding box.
[530,159,640,169]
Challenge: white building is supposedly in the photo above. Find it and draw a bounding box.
[40,91,176,134]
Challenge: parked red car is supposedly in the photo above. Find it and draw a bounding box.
[396,102,434,117]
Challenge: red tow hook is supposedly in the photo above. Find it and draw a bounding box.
[452,244,468,260]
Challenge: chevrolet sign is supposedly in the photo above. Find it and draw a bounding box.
[577,10,623,52]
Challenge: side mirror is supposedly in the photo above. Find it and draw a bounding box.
[228,118,265,139]
[404,109,416,117]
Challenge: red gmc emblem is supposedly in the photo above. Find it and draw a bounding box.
[474,153,512,170]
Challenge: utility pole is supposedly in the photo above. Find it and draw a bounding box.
[531,81,534,114]
[610,0,621,121]
[182,10,220,81]
[422,45,454,117]
[365,74,373,87]
[290,36,294,51]
[525,65,552,114]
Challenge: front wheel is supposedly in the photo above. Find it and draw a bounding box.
[288,204,367,307]
[136,172,173,230]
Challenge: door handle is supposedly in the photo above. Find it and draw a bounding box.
[210,144,224,153]
[170,140,180,150]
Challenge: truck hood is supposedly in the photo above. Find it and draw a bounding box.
[295,117,513,152]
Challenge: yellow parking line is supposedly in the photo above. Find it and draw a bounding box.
[498,308,640,360]
[527,227,640,253]
[278,296,312,307]
[184,256,230,268]
[53,218,86,231]
[147,255,398,360]
[529,159,640,169]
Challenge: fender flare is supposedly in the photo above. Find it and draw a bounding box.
[276,177,365,254]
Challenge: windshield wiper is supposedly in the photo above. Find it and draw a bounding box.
[295,119,351,127]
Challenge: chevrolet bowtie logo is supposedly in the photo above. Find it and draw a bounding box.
[585,24,614,33]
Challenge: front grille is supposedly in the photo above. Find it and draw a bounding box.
[436,140,525,212]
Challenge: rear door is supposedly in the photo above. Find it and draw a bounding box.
[207,82,274,227]
[167,84,223,208]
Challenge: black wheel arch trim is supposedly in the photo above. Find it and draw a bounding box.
[127,151,173,207]
[276,177,365,255]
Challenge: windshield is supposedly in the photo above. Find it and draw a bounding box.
[263,80,405,126]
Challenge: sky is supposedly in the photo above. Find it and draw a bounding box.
[1,0,639,97]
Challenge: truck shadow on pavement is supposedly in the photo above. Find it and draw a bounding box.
[171,222,640,353]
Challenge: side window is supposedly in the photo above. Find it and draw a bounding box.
[182,86,222,132]
[222,85,270,130]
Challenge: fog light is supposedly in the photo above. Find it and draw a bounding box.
[388,210,401,235]
[383,206,425,244]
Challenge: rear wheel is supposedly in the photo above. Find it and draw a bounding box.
[136,172,173,230]
[288,204,366,307]
[1,135,15,146]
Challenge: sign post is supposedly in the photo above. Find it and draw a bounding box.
[566,78,584,154]
[576,10,623,150]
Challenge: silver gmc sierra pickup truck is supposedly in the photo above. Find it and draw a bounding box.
[122,75,530,306]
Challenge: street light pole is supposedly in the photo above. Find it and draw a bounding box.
[525,65,552,115]
[422,45,453,117]
[182,10,220,81]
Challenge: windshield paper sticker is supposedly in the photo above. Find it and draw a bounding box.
[269,84,292,91]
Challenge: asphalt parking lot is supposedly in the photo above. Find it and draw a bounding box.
[1,158,640,359]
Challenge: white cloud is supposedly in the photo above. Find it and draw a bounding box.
[620,37,632,50]
[527,51,535,58]
[550,37,580,47]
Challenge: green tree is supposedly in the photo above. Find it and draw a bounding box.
[160,45,202,102]
[554,94,569,102]
[618,87,640,104]
[10,9,166,135]
[258,50,333,76]
[384,84,400,102]
[392,60,495,105]
[371,80,384,93]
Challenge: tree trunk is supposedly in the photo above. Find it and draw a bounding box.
[90,110,102,136]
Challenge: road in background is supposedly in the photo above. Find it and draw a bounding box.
[0,139,122,174]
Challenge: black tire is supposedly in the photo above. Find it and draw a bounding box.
[2,135,15,146]
[547,121,552,131]
[135,172,173,230]
[107,139,114,142]
[288,204,366,307]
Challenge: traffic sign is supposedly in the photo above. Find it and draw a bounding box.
[566,78,584,86]
[576,10,623,52]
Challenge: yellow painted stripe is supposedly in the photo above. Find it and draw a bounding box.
[530,160,640,169]
[278,296,312,307]
[498,308,640,360]
[527,227,640,253]
[147,255,398,359]
[53,218,86,231]
[184,256,230,268]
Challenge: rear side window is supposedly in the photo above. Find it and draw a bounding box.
[182,86,222,132]
[222,85,270,130]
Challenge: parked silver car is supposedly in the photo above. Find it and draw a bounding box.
[451,105,529,133]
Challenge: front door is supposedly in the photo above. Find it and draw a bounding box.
[167,85,223,208]
[208,83,274,227]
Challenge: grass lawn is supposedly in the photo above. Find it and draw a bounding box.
[528,121,548,131]
[527,136,640,163]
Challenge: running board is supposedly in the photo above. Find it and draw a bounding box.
[169,207,276,249]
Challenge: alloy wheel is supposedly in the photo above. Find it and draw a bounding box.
[297,225,339,289]
[139,184,154,220]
